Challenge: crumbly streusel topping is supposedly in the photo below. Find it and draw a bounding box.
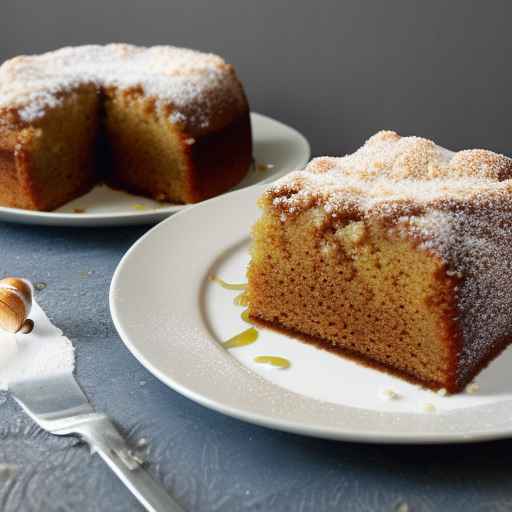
[265,131,512,378]
[0,44,247,133]
[267,130,512,220]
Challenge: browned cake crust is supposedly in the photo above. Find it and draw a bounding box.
[0,44,252,210]
[247,131,512,393]
[187,112,252,202]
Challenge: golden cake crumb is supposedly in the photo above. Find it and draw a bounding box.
[465,382,480,394]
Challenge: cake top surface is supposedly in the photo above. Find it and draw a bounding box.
[267,130,512,219]
[0,44,247,132]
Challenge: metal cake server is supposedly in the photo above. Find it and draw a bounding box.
[10,373,185,512]
[0,278,183,510]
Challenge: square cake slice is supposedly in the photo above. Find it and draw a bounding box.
[247,131,512,393]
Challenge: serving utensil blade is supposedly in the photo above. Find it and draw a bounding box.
[10,372,185,512]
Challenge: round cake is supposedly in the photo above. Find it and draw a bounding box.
[0,44,252,210]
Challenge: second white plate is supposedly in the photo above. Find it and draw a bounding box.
[0,113,310,227]
[110,185,512,444]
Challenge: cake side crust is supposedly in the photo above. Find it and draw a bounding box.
[186,109,252,203]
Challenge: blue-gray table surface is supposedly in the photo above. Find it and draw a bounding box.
[0,222,509,512]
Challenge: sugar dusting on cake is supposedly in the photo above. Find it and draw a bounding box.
[0,44,246,133]
[266,130,512,381]
[0,300,74,390]
[268,130,512,219]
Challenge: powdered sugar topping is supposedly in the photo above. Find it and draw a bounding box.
[0,44,246,131]
[268,130,512,219]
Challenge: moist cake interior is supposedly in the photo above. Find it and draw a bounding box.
[249,208,456,388]
[4,85,101,210]
[103,88,191,201]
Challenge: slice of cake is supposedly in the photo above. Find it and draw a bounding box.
[247,131,512,393]
[0,44,251,211]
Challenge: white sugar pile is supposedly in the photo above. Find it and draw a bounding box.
[0,300,75,390]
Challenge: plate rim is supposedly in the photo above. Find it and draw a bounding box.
[110,185,512,445]
[0,112,310,227]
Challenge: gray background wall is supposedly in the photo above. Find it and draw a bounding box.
[2,0,511,157]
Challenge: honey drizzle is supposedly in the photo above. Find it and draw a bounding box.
[222,327,258,349]
[214,276,292,368]
[241,309,253,324]
[210,275,247,291]
[254,355,290,369]
[234,291,249,306]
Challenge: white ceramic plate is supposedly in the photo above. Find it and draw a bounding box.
[110,185,512,444]
[0,113,310,227]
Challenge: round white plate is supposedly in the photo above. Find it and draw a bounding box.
[0,113,310,227]
[110,185,512,444]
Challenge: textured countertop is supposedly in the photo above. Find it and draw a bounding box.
[0,221,510,512]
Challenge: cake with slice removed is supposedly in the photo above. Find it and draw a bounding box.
[0,44,251,210]
[247,130,512,393]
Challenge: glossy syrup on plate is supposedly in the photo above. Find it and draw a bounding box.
[212,276,291,369]
[222,327,258,349]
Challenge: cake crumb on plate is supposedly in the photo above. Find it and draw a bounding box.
[465,382,480,394]
[380,388,401,400]
[422,403,436,413]
[256,162,275,172]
